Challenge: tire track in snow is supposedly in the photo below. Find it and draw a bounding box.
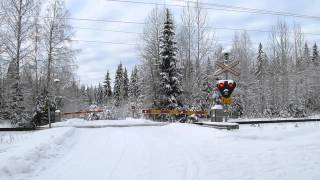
[106,128,153,180]
[134,125,201,180]
[106,130,129,180]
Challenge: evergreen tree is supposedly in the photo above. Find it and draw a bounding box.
[255,43,267,115]
[96,83,104,105]
[79,85,89,107]
[159,9,182,108]
[255,43,267,80]
[303,43,310,66]
[129,66,140,103]
[86,86,93,105]
[0,73,4,111]
[103,70,112,104]
[5,60,27,125]
[123,68,129,101]
[113,63,124,107]
[201,57,213,109]
[129,66,141,117]
[312,43,319,66]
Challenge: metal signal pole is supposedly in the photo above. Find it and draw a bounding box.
[224,52,229,80]
[223,53,229,122]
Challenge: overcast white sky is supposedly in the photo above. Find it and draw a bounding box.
[64,0,320,86]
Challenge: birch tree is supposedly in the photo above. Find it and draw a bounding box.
[178,2,196,106]
[270,21,291,109]
[1,0,39,125]
[139,7,164,107]
[43,0,73,98]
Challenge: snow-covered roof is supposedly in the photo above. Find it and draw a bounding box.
[54,79,60,83]
[211,104,223,110]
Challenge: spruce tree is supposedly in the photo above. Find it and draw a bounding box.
[6,60,26,125]
[103,70,112,104]
[114,63,124,107]
[201,57,213,109]
[159,9,182,108]
[303,43,310,65]
[96,83,104,105]
[312,43,319,66]
[255,43,266,80]
[86,86,93,105]
[255,43,267,115]
[79,85,89,107]
[129,66,140,104]
[123,68,129,102]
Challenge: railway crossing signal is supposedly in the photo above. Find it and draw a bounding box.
[212,52,240,122]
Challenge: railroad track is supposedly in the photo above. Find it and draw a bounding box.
[0,127,37,131]
[230,118,320,124]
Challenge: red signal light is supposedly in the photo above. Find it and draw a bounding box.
[218,83,224,89]
[228,82,235,89]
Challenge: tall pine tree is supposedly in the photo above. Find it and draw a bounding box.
[129,66,140,104]
[255,43,267,80]
[96,83,104,105]
[312,43,319,66]
[103,70,112,105]
[255,43,268,115]
[123,68,129,102]
[114,63,124,107]
[159,9,182,108]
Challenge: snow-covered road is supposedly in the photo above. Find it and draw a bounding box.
[1,119,320,180]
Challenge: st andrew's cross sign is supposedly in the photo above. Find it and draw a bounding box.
[214,60,240,76]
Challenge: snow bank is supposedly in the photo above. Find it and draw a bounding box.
[0,127,76,180]
[229,114,320,123]
[0,120,12,128]
[50,118,162,128]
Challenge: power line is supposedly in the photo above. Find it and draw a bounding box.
[2,19,319,37]
[213,27,320,36]
[3,1,318,22]
[72,27,141,34]
[106,0,320,20]
[72,25,320,37]
[2,10,320,37]
[174,0,320,20]
[0,12,145,25]
[69,38,262,46]
[70,39,137,46]
[37,15,145,25]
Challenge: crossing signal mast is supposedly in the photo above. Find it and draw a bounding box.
[214,52,240,122]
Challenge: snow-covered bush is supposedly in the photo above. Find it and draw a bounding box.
[32,94,56,126]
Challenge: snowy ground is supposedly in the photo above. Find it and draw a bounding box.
[228,114,320,123]
[1,119,320,180]
[47,118,166,128]
[0,120,13,128]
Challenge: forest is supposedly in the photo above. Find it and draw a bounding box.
[1,1,320,126]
